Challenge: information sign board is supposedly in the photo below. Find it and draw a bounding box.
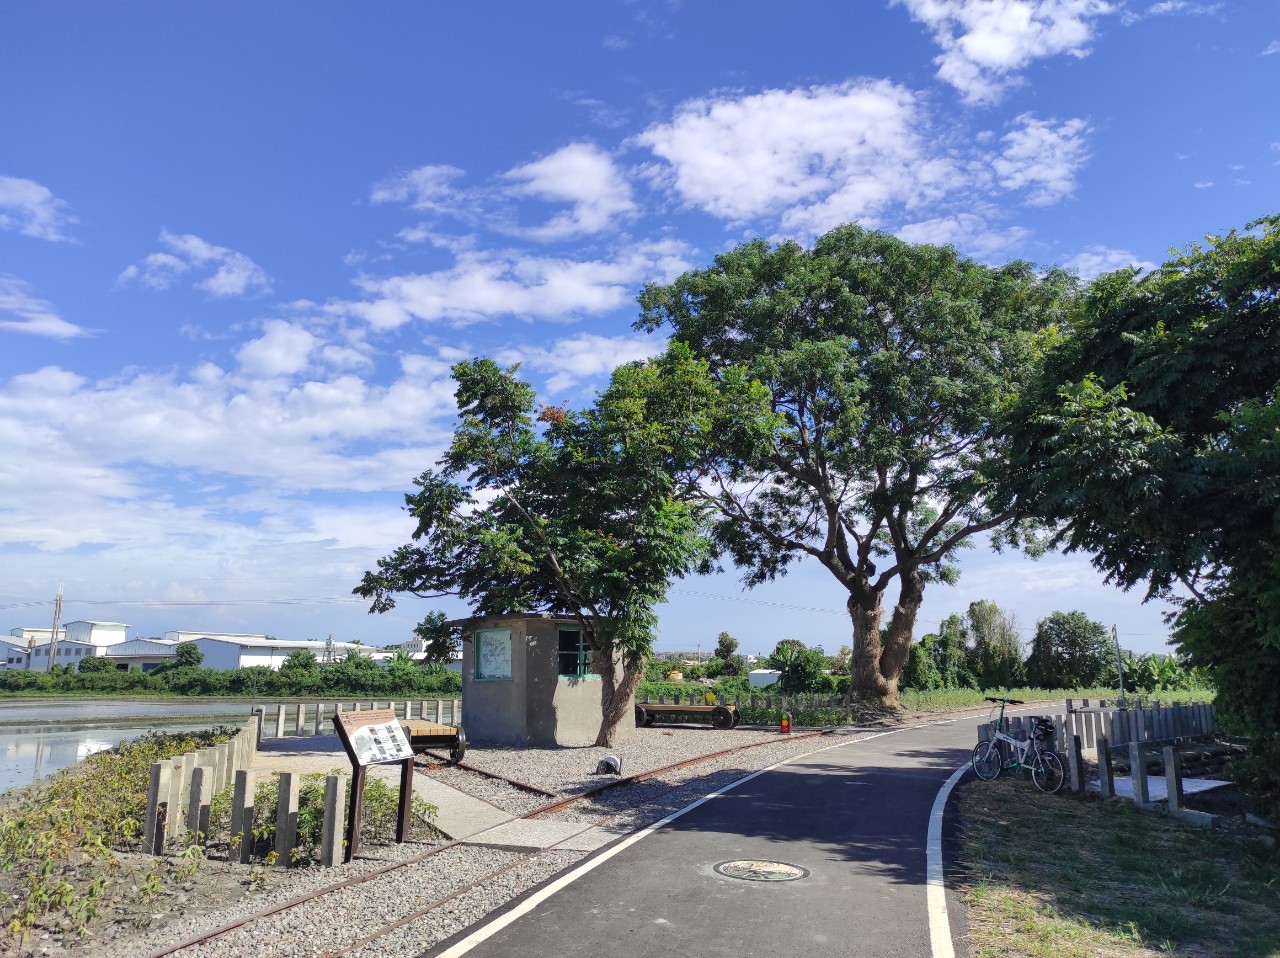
[331,708,417,862]
[334,708,414,766]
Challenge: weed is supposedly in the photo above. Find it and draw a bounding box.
[954,776,1280,956]
[0,726,232,942]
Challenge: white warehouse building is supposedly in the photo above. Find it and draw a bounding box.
[170,633,389,671]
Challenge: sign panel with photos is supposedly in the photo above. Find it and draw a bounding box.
[334,708,414,766]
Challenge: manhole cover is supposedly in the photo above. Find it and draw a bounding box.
[713,859,809,882]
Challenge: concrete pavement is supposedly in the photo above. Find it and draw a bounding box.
[428,719,980,958]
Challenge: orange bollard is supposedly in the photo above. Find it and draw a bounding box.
[780,713,791,734]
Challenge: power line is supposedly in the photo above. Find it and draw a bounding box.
[0,596,364,611]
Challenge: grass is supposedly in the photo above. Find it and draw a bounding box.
[953,775,1280,957]
[900,686,1217,712]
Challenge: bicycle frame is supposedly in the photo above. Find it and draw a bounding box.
[973,696,1065,793]
[986,723,1049,772]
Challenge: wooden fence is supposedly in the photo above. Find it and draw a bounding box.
[140,715,260,855]
[639,691,842,712]
[256,699,462,740]
[977,699,1221,806]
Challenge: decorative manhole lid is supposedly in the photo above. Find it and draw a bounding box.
[713,859,809,882]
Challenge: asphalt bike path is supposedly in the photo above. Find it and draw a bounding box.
[429,717,985,958]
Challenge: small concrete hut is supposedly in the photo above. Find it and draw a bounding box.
[458,613,635,746]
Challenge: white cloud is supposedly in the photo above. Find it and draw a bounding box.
[0,276,90,339]
[0,175,77,242]
[501,143,637,241]
[637,80,958,237]
[1194,180,1214,188]
[1062,244,1157,279]
[0,352,459,537]
[994,114,1091,205]
[494,332,666,393]
[339,239,692,330]
[119,230,271,297]
[602,35,630,50]
[896,213,1032,259]
[370,165,469,215]
[235,321,321,378]
[1263,40,1280,56]
[893,0,1113,104]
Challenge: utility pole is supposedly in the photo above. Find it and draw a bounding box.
[1113,625,1127,710]
[46,582,64,672]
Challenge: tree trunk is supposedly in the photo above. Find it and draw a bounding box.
[878,570,926,704]
[847,590,888,702]
[594,650,643,747]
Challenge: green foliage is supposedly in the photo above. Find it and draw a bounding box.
[1006,214,1280,773]
[766,639,830,694]
[711,632,744,677]
[1122,651,1207,694]
[963,600,1025,689]
[0,659,462,698]
[0,727,233,941]
[76,655,117,674]
[411,610,461,664]
[355,357,713,745]
[901,616,977,692]
[636,224,1074,702]
[174,642,203,668]
[1024,611,1112,689]
[217,769,437,863]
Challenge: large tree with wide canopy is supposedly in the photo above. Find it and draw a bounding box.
[635,224,1073,704]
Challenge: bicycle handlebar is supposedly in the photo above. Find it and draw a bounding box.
[984,696,1025,705]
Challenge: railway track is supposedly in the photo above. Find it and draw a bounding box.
[141,729,834,958]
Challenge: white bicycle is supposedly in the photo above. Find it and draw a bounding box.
[971,696,1065,794]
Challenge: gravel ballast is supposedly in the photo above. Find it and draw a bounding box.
[57,726,875,958]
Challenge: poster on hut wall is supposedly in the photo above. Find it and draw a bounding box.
[334,708,414,766]
[476,628,513,680]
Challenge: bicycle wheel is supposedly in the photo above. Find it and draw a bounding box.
[972,741,1001,780]
[1030,749,1065,794]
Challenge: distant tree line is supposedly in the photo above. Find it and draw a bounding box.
[901,602,1206,694]
[0,646,461,698]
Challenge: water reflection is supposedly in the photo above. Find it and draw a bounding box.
[0,724,214,793]
[0,697,260,795]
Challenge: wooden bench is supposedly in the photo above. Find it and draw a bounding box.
[400,719,467,763]
[634,703,741,730]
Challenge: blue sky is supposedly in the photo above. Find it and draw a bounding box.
[1,1,1276,658]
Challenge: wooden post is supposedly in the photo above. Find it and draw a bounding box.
[345,765,367,863]
[1097,736,1115,799]
[320,775,346,867]
[253,706,266,749]
[294,703,306,736]
[313,704,326,736]
[275,771,300,866]
[1129,741,1150,803]
[1163,745,1184,814]
[142,762,166,854]
[186,767,210,846]
[274,704,286,738]
[432,699,442,723]
[215,742,231,793]
[396,757,414,844]
[170,752,196,846]
[231,769,255,864]
[1067,733,1085,793]
[164,758,184,848]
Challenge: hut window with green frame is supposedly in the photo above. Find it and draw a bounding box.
[557,627,593,678]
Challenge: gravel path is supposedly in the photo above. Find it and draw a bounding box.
[70,726,871,958]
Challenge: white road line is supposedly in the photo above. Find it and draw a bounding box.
[434,720,971,958]
[927,762,969,958]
